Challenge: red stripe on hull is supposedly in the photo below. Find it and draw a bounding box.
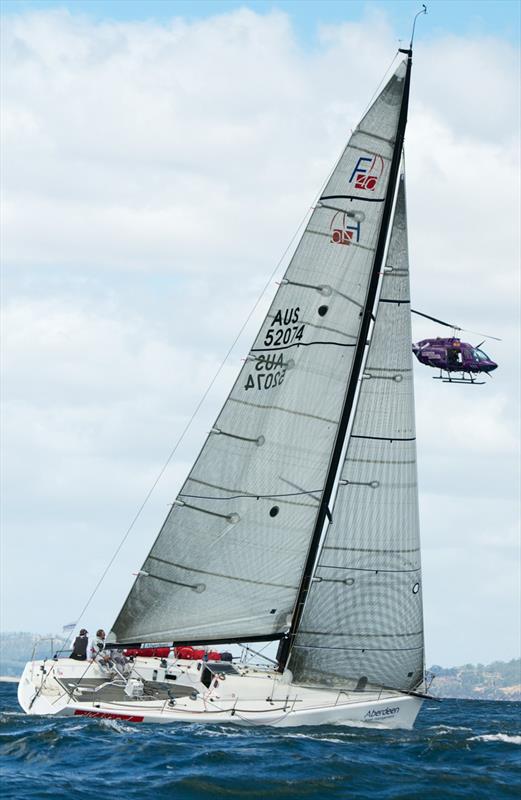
[74,709,144,722]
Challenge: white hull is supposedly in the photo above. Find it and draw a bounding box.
[18,656,423,729]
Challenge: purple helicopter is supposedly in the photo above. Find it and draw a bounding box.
[411,309,499,384]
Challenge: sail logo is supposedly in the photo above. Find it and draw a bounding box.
[349,155,384,191]
[364,706,400,720]
[330,211,362,246]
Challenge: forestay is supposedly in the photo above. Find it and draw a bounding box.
[289,175,425,692]
[110,62,408,646]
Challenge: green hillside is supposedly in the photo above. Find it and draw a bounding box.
[429,659,521,701]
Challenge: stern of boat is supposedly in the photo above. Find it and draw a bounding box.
[18,659,72,716]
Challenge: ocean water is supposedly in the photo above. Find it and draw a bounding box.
[1,682,519,799]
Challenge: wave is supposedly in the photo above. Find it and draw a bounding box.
[429,724,473,732]
[469,733,521,744]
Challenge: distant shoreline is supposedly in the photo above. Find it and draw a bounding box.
[0,676,20,683]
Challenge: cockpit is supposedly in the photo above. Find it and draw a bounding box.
[200,661,240,689]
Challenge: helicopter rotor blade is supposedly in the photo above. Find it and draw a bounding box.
[411,309,502,342]
[462,329,502,342]
[410,309,461,329]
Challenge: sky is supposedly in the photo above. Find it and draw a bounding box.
[0,0,519,669]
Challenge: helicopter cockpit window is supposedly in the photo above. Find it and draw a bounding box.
[473,349,490,361]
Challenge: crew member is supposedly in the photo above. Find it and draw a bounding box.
[90,629,110,664]
[70,629,89,661]
[90,628,128,672]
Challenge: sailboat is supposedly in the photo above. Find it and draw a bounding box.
[18,45,429,729]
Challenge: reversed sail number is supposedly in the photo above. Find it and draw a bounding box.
[244,352,286,392]
[244,370,285,391]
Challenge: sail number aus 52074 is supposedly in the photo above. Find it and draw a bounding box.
[264,325,304,347]
[263,307,304,348]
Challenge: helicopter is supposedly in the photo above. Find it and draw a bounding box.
[411,309,499,384]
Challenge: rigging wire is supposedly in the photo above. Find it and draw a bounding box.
[240,642,278,666]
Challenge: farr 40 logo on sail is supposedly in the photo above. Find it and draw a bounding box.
[350,155,384,191]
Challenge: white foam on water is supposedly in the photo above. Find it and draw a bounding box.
[193,726,244,739]
[429,725,472,733]
[100,719,138,734]
[284,732,355,743]
[316,736,345,743]
[469,733,521,745]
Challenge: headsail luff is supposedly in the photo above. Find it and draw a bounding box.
[289,174,425,692]
[110,59,409,647]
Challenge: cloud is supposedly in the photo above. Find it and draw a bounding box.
[1,6,519,663]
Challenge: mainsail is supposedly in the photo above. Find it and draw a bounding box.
[110,59,410,646]
[289,175,424,692]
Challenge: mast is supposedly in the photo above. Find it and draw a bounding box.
[277,49,414,671]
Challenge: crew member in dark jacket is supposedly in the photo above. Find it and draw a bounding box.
[70,629,89,661]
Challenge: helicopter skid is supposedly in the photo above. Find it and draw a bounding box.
[432,375,485,384]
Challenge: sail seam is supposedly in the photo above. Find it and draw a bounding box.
[229,397,337,424]
[350,434,416,441]
[317,566,420,573]
[379,298,410,303]
[345,457,416,465]
[179,490,322,502]
[298,630,423,638]
[341,480,417,488]
[320,194,385,203]
[251,340,356,352]
[293,644,423,652]
[185,478,320,507]
[355,128,394,145]
[148,555,298,590]
[323,546,420,553]
[363,367,412,372]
